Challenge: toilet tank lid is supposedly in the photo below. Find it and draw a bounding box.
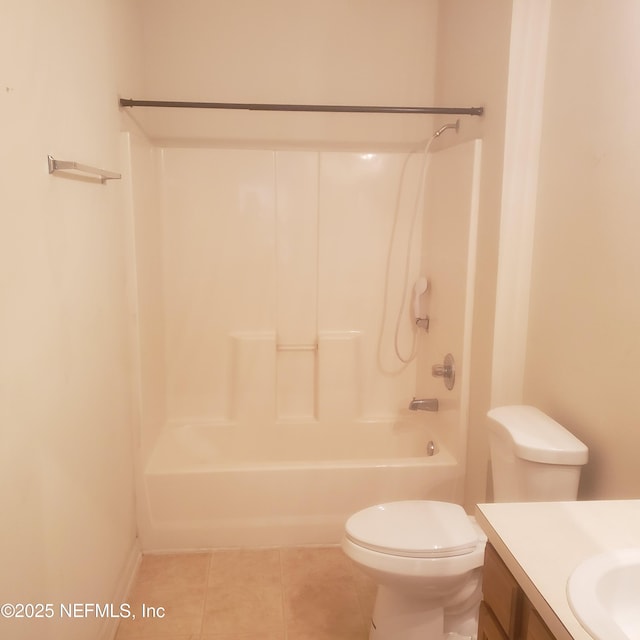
[487,405,588,465]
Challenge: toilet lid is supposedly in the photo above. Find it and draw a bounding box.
[345,501,478,558]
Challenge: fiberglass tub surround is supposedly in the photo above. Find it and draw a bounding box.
[128,136,481,550]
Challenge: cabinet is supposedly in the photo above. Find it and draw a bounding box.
[478,543,556,640]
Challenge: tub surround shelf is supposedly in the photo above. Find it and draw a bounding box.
[276,343,317,351]
[476,500,640,640]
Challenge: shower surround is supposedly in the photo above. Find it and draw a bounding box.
[163,148,424,419]
[125,133,480,549]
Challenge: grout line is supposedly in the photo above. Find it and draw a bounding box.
[278,548,289,640]
[196,551,214,637]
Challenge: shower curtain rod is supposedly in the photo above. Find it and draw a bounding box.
[119,98,484,116]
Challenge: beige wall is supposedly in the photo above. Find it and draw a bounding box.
[523,2,640,499]
[433,1,513,510]
[131,0,440,148]
[139,0,438,105]
[0,1,142,638]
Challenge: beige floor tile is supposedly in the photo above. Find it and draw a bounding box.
[284,579,368,638]
[349,566,377,622]
[286,632,369,640]
[115,586,206,638]
[116,637,193,640]
[281,546,354,586]
[131,552,211,600]
[195,634,285,640]
[201,581,284,636]
[208,548,282,588]
[116,636,194,640]
[281,545,369,637]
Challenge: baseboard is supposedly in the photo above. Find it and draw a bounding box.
[97,537,142,640]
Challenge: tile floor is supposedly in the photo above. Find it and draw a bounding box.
[115,546,376,640]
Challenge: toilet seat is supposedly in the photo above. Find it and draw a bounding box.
[345,500,478,558]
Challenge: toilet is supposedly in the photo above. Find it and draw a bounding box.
[342,405,589,640]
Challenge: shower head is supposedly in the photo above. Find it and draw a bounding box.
[433,119,460,138]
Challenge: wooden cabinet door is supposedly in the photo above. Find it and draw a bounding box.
[522,599,557,640]
[482,544,521,637]
[478,601,509,640]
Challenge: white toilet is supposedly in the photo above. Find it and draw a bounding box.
[342,405,589,640]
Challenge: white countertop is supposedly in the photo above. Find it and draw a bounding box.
[475,500,640,640]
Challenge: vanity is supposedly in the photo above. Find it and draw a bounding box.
[475,500,640,640]
[478,542,555,640]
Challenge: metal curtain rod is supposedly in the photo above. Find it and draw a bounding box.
[119,98,484,116]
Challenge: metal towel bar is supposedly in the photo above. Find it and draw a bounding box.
[47,155,121,184]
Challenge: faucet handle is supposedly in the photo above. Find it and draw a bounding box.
[431,353,455,390]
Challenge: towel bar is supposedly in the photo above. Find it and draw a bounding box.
[47,155,121,184]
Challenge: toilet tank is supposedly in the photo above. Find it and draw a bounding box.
[487,405,588,502]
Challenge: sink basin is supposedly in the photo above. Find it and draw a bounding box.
[567,548,640,640]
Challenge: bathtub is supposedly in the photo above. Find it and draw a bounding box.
[139,423,463,550]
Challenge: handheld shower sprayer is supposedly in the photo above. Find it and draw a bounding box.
[380,117,460,368]
[413,277,430,331]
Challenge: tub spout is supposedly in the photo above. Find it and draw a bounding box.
[408,398,439,412]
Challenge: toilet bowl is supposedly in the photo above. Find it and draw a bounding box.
[342,405,588,640]
[342,500,486,640]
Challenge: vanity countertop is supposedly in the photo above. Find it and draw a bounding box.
[475,499,640,640]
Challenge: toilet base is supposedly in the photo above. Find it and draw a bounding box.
[368,585,479,640]
[369,586,444,640]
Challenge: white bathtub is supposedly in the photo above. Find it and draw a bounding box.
[139,423,463,550]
